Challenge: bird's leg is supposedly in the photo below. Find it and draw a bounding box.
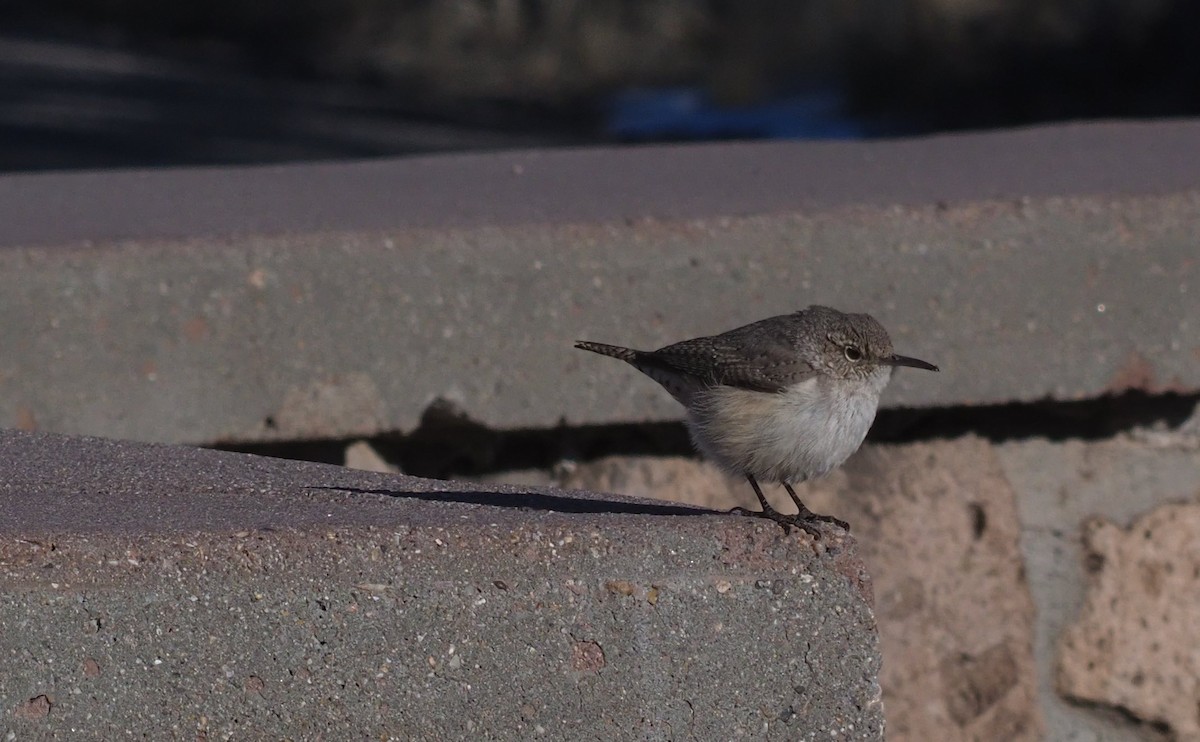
[728,474,800,535]
[782,482,850,532]
[745,474,777,514]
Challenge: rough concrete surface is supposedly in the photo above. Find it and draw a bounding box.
[2,122,1200,445]
[559,438,1043,741]
[0,429,884,740]
[553,427,1200,742]
[997,433,1200,742]
[1058,505,1200,740]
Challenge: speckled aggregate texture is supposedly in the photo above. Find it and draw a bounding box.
[0,430,883,739]
[563,439,1045,741]
[2,122,1200,446]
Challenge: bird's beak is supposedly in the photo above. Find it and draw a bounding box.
[885,354,940,372]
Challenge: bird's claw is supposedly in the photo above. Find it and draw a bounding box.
[800,512,850,532]
[728,505,846,539]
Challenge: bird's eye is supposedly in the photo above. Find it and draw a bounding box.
[844,346,863,362]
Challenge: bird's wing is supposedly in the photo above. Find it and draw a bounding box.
[643,323,819,393]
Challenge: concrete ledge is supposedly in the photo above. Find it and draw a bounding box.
[0,430,883,739]
[6,121,1200,245]
[2,121,1199,444]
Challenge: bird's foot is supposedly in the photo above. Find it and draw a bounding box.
[727,505,794,533]
[797,510,851,532]
[728,505,840,538]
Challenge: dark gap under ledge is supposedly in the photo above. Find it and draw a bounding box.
[214,391,1200,481]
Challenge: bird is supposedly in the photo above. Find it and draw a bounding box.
[575,305,939,535]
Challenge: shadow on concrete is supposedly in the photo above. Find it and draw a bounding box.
[307,485,712,516]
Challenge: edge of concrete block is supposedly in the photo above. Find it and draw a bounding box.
[0,429,884,739]
[6,121,1200,246]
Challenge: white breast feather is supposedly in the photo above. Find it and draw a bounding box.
[686,370,891,483]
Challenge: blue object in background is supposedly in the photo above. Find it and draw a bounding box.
[607,86,870,141]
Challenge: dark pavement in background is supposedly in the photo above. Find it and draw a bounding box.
[0,30,585,174]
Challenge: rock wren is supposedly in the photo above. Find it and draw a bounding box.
[575,305,939,535]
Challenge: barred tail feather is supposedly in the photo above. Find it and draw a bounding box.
[573,341,640,362]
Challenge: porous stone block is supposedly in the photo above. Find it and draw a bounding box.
[1058,504,1200,739]
[562,437,1043,741]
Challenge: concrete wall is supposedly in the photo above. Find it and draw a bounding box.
[3,121,1200,739]
[2,122,1199,445]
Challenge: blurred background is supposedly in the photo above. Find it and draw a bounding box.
[5,5,1200,739]
[3,0,1200,172]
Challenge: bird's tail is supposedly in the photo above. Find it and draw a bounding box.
[574,340,640,362]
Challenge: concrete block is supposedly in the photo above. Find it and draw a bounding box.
[0,430,884,739]
[519,429,1200,741]
[558,438,1044,741]
[2,123,1200,445]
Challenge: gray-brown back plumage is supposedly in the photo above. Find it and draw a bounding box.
[576,305,896,395]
